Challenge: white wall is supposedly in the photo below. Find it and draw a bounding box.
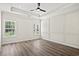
[41,4,79,49]
[2,11,40,44]
[41,18,50,40]
[0,11,1,48]
[0,3,41,45]
[64,11,79,48]
[50,15,65,43]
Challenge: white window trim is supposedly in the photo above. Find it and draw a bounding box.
[4,20,16,38]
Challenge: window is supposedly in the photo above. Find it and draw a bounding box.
[5,20,16,37]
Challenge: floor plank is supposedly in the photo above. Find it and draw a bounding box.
[0,39,79,56]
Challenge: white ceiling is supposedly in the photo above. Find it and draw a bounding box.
[0,3,74,16]
[1,3,79,18]
[11,3,68,15]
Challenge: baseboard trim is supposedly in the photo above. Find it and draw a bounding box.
[44,39,79,49]
[2,38,38,45]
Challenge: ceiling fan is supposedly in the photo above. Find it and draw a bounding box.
[30,3,46,12]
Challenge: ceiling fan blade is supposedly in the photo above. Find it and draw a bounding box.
[30,3,46,12]
[30,3,40,11]
[30,9,34,11]
[40,8,46,12]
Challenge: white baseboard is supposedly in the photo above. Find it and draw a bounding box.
[44,39,79,49]
[2,38,79,49]
[2,39,34,45]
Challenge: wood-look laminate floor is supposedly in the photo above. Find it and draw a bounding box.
[0,39,79,56]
